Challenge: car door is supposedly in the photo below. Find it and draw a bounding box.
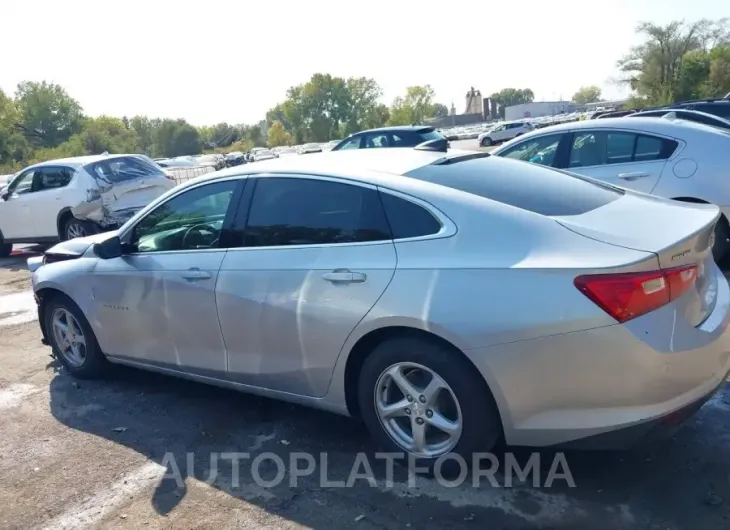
[89,178,243,375]
[495,133,567,167]
[24,166,76,238]
[561,130,675,194]
[217,175,397,397]
[490,125,506,142]
[0,169,37,240]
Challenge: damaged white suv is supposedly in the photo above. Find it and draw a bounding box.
[0,154,176,257]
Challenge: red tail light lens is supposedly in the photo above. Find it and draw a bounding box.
[574,265,698,323]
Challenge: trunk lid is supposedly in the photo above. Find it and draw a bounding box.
[553,192,719,327]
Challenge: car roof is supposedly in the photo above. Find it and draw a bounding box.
[517,116,730,138]
[190,148,477,187]
[23,153,144,171]
[352,125,434,135]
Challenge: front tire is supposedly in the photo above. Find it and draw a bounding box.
[44,294,107,378]
[358,336,501,472]
[480,137,493,147]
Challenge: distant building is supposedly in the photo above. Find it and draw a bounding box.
[465,87,483,115]
[504,101,576,121]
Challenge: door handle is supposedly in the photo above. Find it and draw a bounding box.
[618,172,650,180]
[322,270,367,284]
[180,268,212,282]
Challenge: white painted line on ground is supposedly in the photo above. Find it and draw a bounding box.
[0,383,40,411]
[0,289,37,327]
[37,462,167,530]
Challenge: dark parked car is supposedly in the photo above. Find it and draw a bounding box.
[225,152,247,167]
[662,96,730,119]
[332,126,448,151]
[628,109,730,131]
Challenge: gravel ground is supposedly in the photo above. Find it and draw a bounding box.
[1,250,730,529]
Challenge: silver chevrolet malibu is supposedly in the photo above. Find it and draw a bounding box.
[29,147,730,466]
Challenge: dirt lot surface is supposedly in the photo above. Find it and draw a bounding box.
[1,251,730,529]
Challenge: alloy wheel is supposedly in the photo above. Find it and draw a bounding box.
[66,222,86,239]
[51,308,87,368]
[374,362,463,458]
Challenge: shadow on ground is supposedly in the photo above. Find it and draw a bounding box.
[47,362,730,529]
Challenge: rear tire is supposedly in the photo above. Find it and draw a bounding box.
[712,216,730,264]
[44,294,107,378]
[358,336,501,473]
[480,137,493,147]
[64,218,98,240]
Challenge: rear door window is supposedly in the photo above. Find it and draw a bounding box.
[569,131,677,168]
[241,177,391,247]
[364,133,389,148]
[404,156,622,217]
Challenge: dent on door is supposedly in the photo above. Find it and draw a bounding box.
[216,243,397,397]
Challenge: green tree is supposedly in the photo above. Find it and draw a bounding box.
[618,19,730,105]
[14,81,83,147]
[388,85,439,125]
[243,124,265,147]
[489,88,535,119]
[432,103,449,118]
[200,122,237,149]
[343,77,386,135]
[151,119,201,158]
[707,45,730,96]
[0,89,31,172]
[79,116,140,154]
[129,116,156,155]
[572,85,602,104]
[267,74,386,142]
[267,120,292,147]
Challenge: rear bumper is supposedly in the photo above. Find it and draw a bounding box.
[467,264,730,448]
[554,373,727,449]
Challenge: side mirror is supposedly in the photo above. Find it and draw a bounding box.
[0,190,9,201]
[93,236,123,260]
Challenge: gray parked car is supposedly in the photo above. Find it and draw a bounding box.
[28,148,730,465]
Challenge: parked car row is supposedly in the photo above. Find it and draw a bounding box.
[27,141,730,468]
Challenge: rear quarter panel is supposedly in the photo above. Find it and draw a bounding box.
[324,191,657,409]
[654,130,730,207]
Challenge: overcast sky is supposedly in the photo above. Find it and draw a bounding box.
[3,0,727,126]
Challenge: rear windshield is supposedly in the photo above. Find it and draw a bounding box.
[419,129,444,142]
[86,156,165,184]
[404,157,623,216]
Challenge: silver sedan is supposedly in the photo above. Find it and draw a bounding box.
[29,148,730,466]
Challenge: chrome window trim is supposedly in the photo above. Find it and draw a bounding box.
[225,173,457,252]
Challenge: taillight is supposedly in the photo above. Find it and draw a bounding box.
[574,265,698,323]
